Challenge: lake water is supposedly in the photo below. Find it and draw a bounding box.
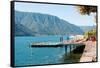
[15,36,72,66]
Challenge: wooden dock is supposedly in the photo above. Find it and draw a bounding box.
[30,40,85,54]
[31,40,85,47]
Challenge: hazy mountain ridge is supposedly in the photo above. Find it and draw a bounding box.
[15,11,84,36]
[79,26,96,32]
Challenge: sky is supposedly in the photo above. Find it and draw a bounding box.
[15,2,96,26]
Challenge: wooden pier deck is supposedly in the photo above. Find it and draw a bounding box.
[30,40,85,54]
[31,40,85,47]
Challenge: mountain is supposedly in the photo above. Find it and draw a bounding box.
[79,26,96,32]
[15,24,34,36]
[15,11,84,36]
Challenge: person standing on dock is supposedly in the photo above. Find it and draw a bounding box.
[60,36,63,42]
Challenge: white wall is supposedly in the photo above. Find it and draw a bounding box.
[0,0,99,68]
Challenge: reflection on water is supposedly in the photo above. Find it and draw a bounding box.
[15,36,78,66]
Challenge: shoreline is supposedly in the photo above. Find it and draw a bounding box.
[79,40,97,62]
[63,36,97,62]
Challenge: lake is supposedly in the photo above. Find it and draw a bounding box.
[15,36,73,66]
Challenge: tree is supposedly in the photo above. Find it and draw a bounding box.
[77,6,97,23]
[84,29,96,40]
[77,6,97,15]
[77,6,97,39]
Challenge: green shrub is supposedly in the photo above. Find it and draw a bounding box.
[84,29,96,39]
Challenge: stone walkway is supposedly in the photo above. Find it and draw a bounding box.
[80,41,97,62]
